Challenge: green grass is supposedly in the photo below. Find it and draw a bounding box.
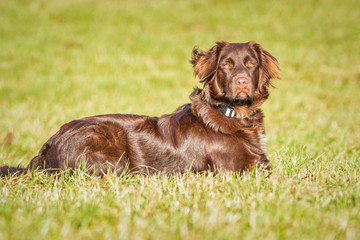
[0,0,359,239]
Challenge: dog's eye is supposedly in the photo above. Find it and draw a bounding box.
[222,63,232,69]
[246,60,256,68]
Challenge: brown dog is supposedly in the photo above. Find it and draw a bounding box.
[0,41,280,177]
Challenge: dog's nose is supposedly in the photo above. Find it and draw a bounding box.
[235,77,248,85]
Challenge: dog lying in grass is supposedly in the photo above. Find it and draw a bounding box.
[1,41,280,177]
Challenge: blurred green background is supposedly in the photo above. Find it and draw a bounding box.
[0,0,359,239]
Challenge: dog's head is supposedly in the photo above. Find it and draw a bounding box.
[191,41,280,108]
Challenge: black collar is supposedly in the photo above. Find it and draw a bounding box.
[216,105,236,118]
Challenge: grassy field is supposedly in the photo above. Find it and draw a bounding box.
[1,0,359,239]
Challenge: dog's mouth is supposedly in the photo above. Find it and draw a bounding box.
[233,83,253,101]
[234,87,251,99]
[234,89,253,103]
[237,93,249,99]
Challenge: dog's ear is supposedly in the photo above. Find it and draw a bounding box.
[190,41,228,83]
[250,41,281,93]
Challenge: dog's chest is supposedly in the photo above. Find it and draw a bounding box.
[193,128,266,171]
